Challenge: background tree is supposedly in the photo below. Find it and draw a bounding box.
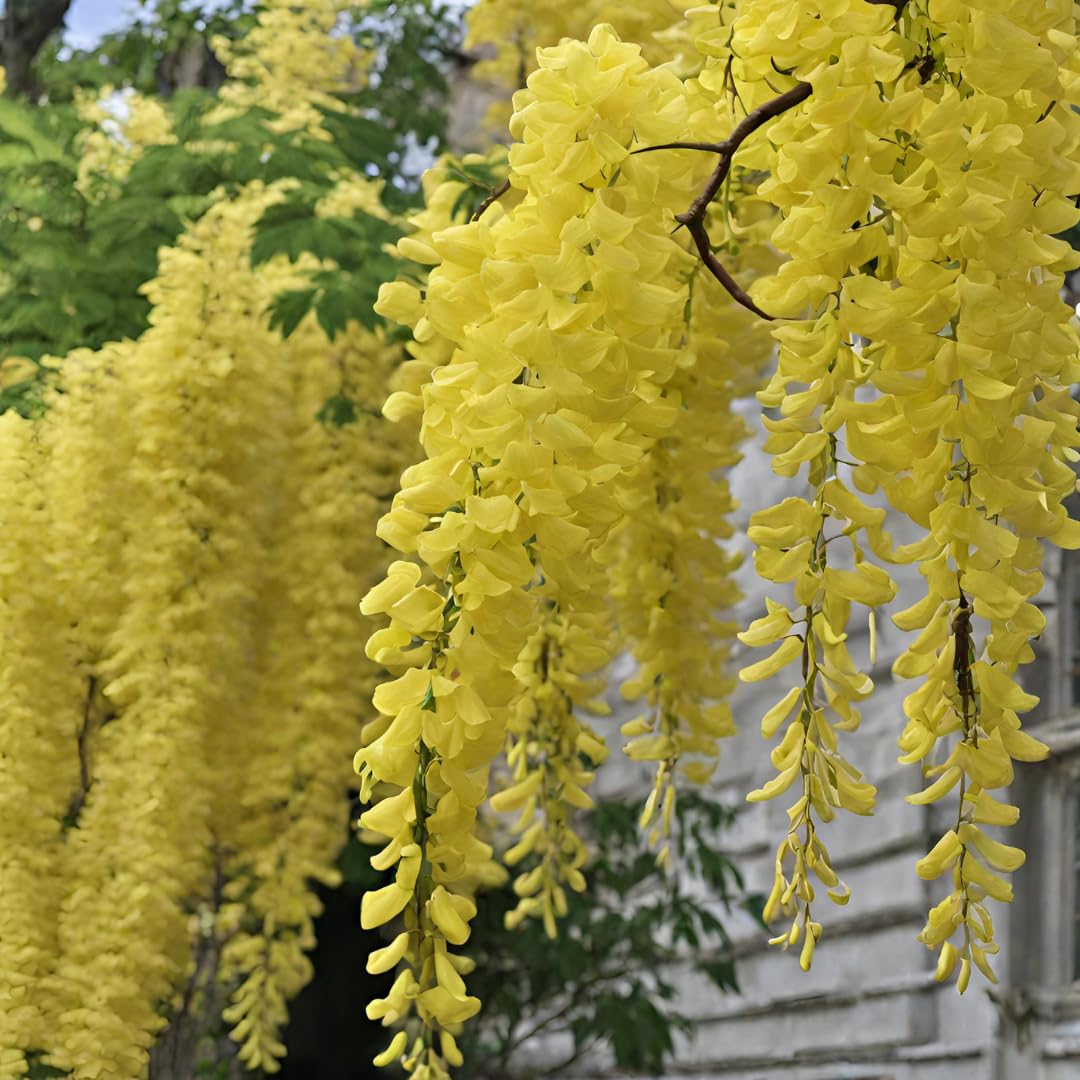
[0,0,71,97]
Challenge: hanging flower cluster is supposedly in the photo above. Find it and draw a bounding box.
[466,0,697,87]
[2,0,1079,1076]
[842,0,1080,989]
[0,413,88,1077]
[212,0,365,134]
[691,0,909,967]
[0,2,416,1076]
[690,0,1080,983]
[612,259,772,866]
[12,177,407,1080]
[359,24,768,1075]
[362,0,1080,1068]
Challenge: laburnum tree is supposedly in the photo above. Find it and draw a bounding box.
[358,0,1080,1075]
[0,2,428,1077]
[0,0,1078,1078]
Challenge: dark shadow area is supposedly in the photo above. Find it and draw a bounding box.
[279,869,392,1080]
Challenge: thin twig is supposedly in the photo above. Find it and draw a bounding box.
[635,81,812,319]
[472,179,511,222]
[631,0,908,318]
[66,674,97,826]
[633,140,729,155]
[685,221,775,319]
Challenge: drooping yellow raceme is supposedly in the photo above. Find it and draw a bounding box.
[217,311,409,1073]
[44,184,299,1080]
[611,256,773,865]
[465,0,700,129]
[361,26,720,1074]
[0,2,417,1075]
[739,483,895,969]
[840,0,1080,990]
[682,0,905,967]
[497,603,612,935]
[380,154,616,939]
[733,0,1080,985]
[13,163,407,1076]
[0,415,88,1080]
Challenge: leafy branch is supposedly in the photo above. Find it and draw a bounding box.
[454,793,761,1079]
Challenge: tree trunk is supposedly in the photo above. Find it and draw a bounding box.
[1,0,72,97]
[155,40,227,96]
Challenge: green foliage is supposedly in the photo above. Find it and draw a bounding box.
[441,157,511,223]
[336,792,757,1077]
[250,190,405,341]
[0,365,54,419]
[455,793,761,1079]
[0,97,164,379]
[350,0,464,194]
[0,12,461,404]
[0,93,230,375]
[34,1,262,102]
[0,2,466,420]
[316,392,360,428]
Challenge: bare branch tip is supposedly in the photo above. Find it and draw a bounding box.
[471,178,512,223]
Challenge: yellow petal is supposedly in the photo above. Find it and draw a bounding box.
[739,636,803,683]
[361,883,411,930]
[367,932,411,975]
[915,830,962,880]
[373,1031,408,1068]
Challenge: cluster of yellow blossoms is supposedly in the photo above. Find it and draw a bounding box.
[362,22,776,1075]
[466,0,699,105]
[212,0,365,134]
[0,2,416,1077]
[613,262,773,865]
[362,0,1080,1070]
[0,183,404,1080]
[1,0,1078,1074]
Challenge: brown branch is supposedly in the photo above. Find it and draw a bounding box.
[633,141,729,155]
[684,221,775,320]
[65,674,97,826]
[472,178,511,223]
[635,81,812,320]
[631,0,911,319]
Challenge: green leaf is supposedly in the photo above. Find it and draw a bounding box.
[268,288,318,339]
[0,98,69,162]
[315,289,351,341]
[316,393,358,428]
